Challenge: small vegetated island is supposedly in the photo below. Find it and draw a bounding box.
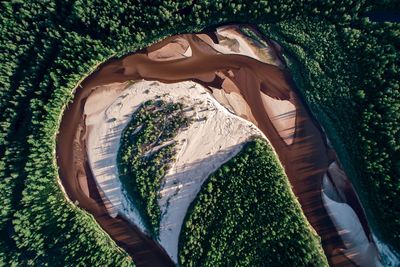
[118,99,192,236]
[1,1,399,267]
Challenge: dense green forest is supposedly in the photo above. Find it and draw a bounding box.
[261,15,400,251]
[0,0,398,265]
[118,100,191,236]
[179,138,328,267]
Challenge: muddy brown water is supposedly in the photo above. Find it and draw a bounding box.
[56,28,372,266]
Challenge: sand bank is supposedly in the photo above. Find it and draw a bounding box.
[202,25,285,68]
[57,24,380,266]
[57,80,175,267]
[84,80,265,262]
[322,164,381,267]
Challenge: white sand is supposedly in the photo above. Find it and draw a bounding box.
[84,80,266,262]
[322,175,382,267]
[324,164,398,266]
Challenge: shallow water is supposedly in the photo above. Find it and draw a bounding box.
[56,25,379,266]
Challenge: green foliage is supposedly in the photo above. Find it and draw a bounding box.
[118,100,190,236]
[261,15,400,251]
[179,139,328,267]
[0,0,399,265]
[0,2,131,265]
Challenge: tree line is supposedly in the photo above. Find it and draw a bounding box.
[0,0,398,265]
[262,13,399,252]
[179,138,328,267]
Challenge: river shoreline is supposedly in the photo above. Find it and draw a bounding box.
[56,25,379,266]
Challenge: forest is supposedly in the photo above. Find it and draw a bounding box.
[118,99,191,236]
[0,0,398,266]
[261,14,400,250]
[179,138,328,267]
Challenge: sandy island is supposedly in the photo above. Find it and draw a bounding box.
[56,24,382,266]
[84,80,265,262]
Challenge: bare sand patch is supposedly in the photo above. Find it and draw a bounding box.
[211,89,257,123]
[322,174,382,267]
[84,80,265,262]
[148,37,192,61]
[203,25,284,68]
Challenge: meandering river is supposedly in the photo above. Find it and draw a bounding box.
[56,25,379,266]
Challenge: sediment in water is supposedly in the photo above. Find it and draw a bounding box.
[56,25,378,266]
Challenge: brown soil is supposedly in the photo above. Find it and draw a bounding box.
[56,26,374,266]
